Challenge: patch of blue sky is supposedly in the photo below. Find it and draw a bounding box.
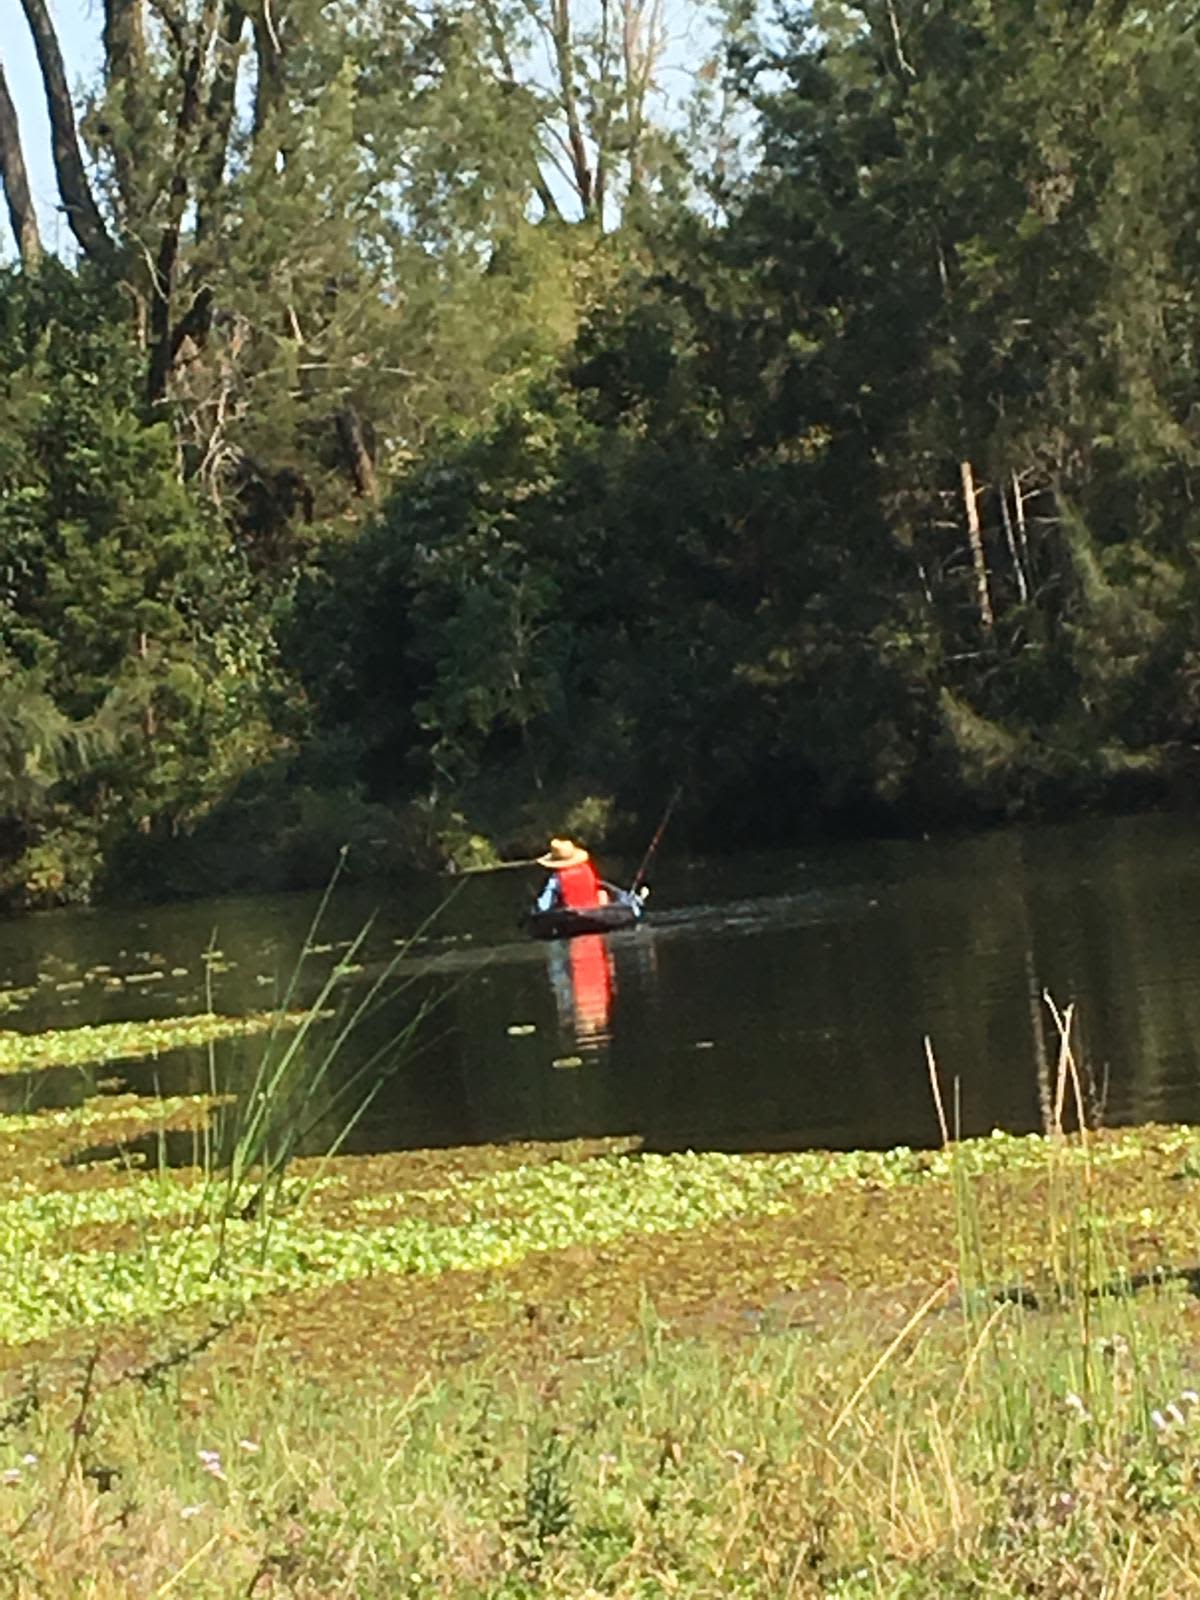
[2,0,100,257]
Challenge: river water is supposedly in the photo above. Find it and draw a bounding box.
[2,812,1199,1155]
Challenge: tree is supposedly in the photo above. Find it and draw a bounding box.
[3,0,718,533]
[0,264,283,902]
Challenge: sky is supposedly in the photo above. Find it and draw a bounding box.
[1,0,729,259]
[1,0,101,257]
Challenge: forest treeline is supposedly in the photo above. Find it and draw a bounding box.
[3,0,1200,907]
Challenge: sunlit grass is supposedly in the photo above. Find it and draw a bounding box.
[2,1285,1200,1596]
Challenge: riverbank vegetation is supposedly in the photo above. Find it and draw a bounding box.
[3,1070,1200,1593]
[6,0,1200,905]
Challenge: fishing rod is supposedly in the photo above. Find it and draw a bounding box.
[631,785,684,894]
[443,857,539,876]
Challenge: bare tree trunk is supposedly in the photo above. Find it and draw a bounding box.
[1026,947,1053,1135]
[884,0,916,76]
[137,631,157,742]
[336,407,378,502]
[479,0,562,220]
[147,0,223,404]
[101,0,148,223]
[18,0,115,264]
[932,236,992,631]
[959,457,994,631]
[194,0,246,243]
[0,61,41,265]
[998,475,1029,604]
[593,0,614,218]
[1012,468,1032,574]
[252,3,285,142]
[550,0,594,216]
[147,218,187,404]
[620,0,665,203]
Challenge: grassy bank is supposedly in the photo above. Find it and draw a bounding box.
[2,1068,1200,1596]
[7,1277,1199,1598]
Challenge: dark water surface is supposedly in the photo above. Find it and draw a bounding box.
[3,812,1200,1155]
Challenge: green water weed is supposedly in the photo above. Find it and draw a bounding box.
[0,1012,307,1078]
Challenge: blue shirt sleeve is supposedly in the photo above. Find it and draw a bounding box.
[535,876,561,912]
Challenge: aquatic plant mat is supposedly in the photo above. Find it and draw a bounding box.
[5,1108,1200,1593]
[0,1011,308,1077]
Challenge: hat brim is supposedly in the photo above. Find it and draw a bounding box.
[536,846,590,869]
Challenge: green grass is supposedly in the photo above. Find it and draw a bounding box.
[2,1284,1200,1596]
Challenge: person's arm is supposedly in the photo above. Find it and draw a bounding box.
[600,881,647,913]
[535,876,560,912]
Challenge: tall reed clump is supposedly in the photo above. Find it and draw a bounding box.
[125,853,463,1306]
[927,995,1109,1314]
[908,997,1187,1547]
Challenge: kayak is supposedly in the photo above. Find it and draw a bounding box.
[525,887,646,941]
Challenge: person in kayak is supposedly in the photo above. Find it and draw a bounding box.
[534,838,610,913]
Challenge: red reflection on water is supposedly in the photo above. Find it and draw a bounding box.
[547,933,615,1050]
[567,934,613,1044]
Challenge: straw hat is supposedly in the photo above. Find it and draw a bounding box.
[537,837,590,870]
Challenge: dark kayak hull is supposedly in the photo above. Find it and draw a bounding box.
[525,901,643,940]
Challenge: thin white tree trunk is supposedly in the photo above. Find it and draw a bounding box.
[1012,469,1032,572]
[960,458,994,630]
[999,476,1029,604]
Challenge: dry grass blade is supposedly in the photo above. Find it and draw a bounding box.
[1049,998,1088,1139]
[925,1035,950,1148]
[1044,993,1091,1156]
[827,1279,953,1441]
[153,1532,222,1597]
[950,1299,1012,1422]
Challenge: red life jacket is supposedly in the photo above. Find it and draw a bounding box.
[557,861,603,909]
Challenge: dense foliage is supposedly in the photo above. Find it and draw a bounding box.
[4,0,1200,902]
[0,266,285,901]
